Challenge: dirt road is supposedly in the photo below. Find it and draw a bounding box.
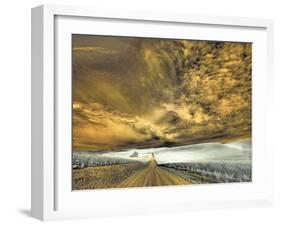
[118,154,191,187]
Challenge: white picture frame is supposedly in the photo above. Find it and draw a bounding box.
[31,4,274,221]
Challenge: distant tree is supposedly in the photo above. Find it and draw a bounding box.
[130,151,138,158]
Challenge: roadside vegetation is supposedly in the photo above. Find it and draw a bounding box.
[159,162,251,184]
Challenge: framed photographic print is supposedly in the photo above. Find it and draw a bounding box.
[31,4,274,221]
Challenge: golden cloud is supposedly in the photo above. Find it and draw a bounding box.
[72,35,251,151]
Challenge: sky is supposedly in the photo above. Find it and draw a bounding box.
[74,140,252,164]
[72,35,252,151]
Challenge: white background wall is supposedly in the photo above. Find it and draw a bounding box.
[0,0,280,225]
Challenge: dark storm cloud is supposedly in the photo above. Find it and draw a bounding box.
[72,35,251,151]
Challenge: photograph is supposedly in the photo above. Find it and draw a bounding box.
[71,34,252,190]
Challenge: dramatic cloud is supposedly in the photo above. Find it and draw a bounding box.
[72,35,251,151]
